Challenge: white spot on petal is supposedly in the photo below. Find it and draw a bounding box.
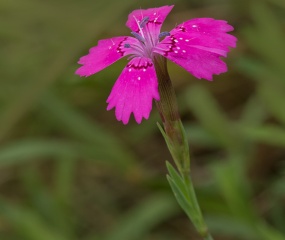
[179,37,183,40]
[129,69,132,72]
[182,50,186,53]
[174,51,178,53]
[185,39,189,42]
[154,12,157,15]
[138,77,141,80]
[174,39,178,43]
[143,68,146,72]
[192,24,197,28]
[177,47,180,50]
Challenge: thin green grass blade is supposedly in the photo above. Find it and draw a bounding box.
[257,82,285,126]
[239,125,285,147]
[206,216,256,239]
[184,124,221,147]
[103,194,179,240]
[0,198,68,240]
[41,93,137,168]
[0,139,132,171]
[20,167,73,238]
[211,161,255,223]
[54,155,76,203]
[239,96,267,126]
[186,85,239,152]
[244,2,285,76]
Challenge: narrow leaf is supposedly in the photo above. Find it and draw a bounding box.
[166,161,189,199]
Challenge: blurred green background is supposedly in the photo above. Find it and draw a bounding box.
[1,0,285,239]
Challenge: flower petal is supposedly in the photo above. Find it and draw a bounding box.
[75,36,139,77]
[154,18,237,80]
[106,57,159,124]
[171,18,237,49]
[126,5,174,33]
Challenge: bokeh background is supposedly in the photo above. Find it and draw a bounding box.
[1,0,285,239]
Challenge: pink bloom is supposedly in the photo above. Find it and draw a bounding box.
[76,5,237,124]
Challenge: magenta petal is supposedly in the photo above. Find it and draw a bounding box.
[75,36,138,77]
[156,37,227,80]
[166,46,227,80]
[126,5,174,33]
[106,57,159,124]
[155,18,237,80]
[171,18,237,49]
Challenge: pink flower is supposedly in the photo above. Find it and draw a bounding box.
[76,5,237,124]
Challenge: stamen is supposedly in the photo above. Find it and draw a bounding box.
[133,15,145,40]
[124,43,131,48]
[159,32,170,39]
[139,16,149,28]
[131,32,145,43]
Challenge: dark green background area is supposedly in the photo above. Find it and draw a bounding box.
[1,0,285,239]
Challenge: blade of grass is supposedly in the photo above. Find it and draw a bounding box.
[257,81,285,126]
[20,166,73,238]
[238,124,285,147]
[0,198,68,240]
[0,139,133,171]
[102,194,179,240]
[244,2,285,76]
[41,93,137,168]
[211,160,255,223]
[185,85,240,152]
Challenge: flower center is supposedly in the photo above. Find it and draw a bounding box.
[124,16,169,60]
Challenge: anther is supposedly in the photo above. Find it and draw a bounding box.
[139,16,149,28]
[131,32,145,43]
[124,43,131,48]
[159,32,170,39]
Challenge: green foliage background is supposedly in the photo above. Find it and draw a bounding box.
[1,0,285,239]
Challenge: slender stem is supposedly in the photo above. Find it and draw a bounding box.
[154,54,214,240]
[154,55,189,172]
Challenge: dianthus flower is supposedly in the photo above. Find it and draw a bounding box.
[76,5,237,124]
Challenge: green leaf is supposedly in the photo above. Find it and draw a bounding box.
[166,161,189,200]
[166,175,193,219]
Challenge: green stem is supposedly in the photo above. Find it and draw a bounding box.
[154,54,214,240]
[154,55,189,172]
